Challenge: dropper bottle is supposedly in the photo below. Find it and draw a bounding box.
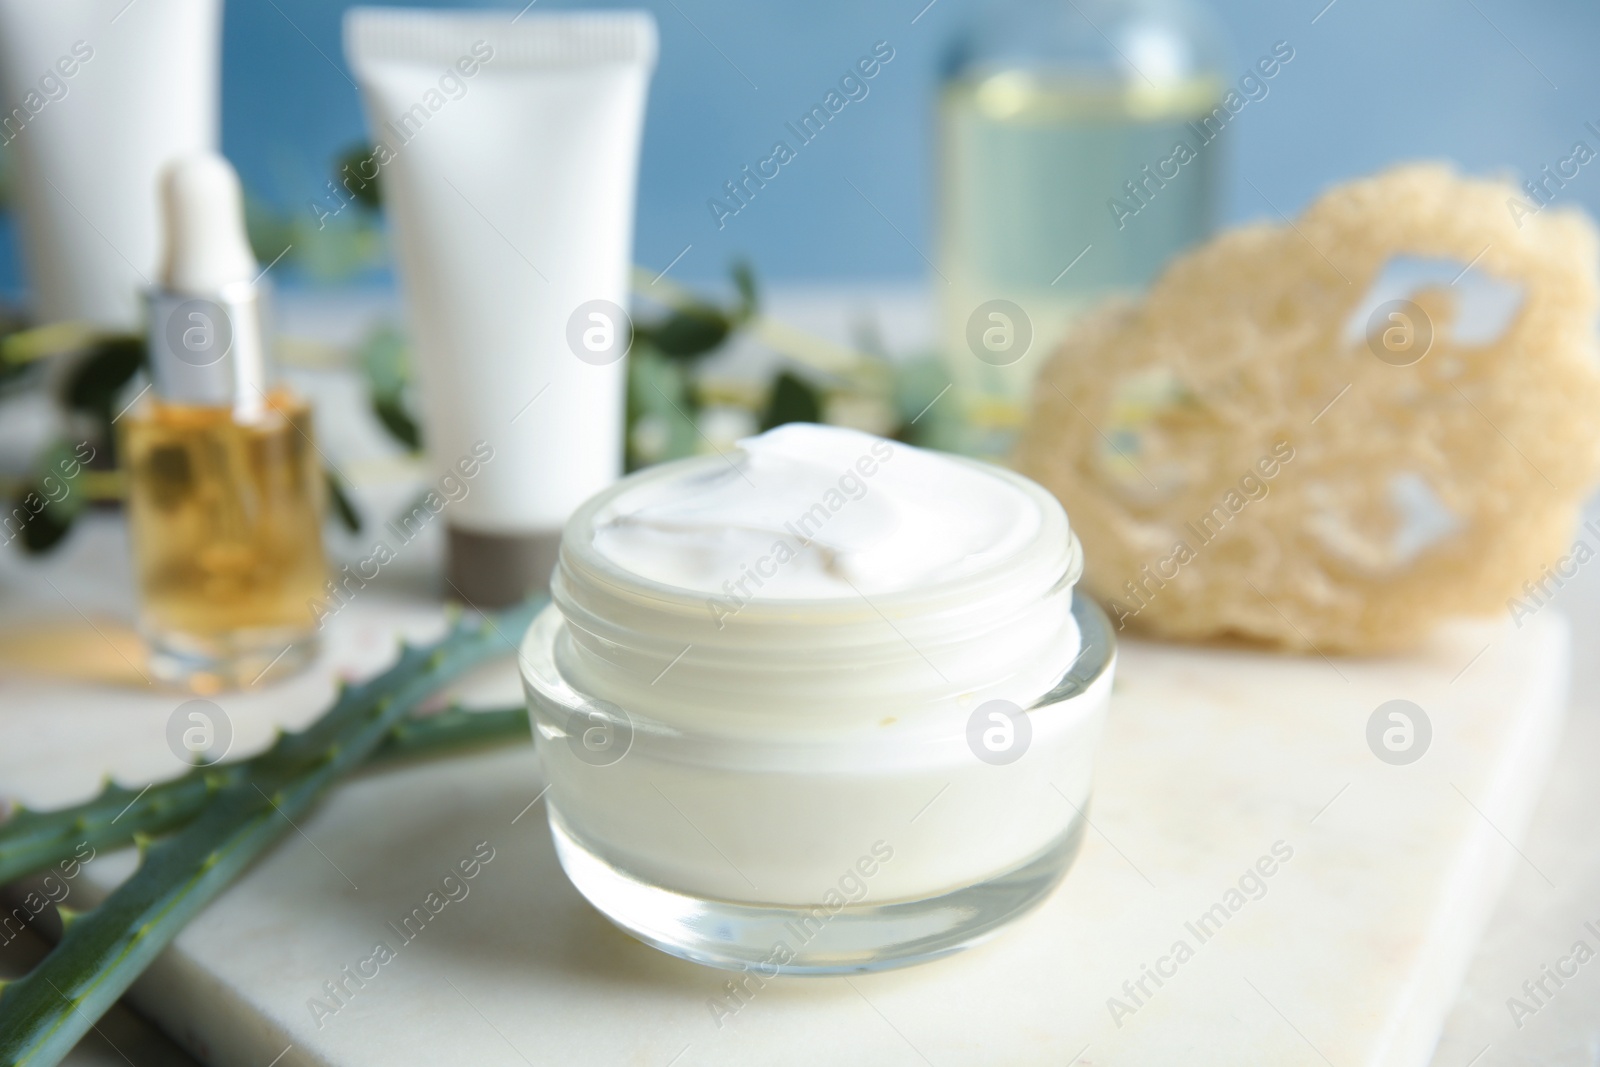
[120,153,329,691]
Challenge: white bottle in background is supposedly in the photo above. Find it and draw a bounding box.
[0,0,221,329]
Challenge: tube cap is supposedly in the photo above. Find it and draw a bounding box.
[446,526,562,609]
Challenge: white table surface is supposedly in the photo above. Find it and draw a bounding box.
[0,287,1596,1066]
[0,508,1581,1067]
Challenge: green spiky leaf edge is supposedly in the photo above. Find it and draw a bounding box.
[0,598,542,1067]
[0,705,531,888]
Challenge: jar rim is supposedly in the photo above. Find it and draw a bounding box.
[555,447,1084,620]
[519,589,1117,761]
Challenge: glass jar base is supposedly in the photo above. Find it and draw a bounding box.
[145,626,319,691]
[548,803,1087,975]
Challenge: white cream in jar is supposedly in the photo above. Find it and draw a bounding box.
[521,424,1114,972]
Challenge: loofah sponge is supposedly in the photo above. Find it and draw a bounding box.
[1015,163,1600,653]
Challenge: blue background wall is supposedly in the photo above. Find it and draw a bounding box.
[11,0,1600,288]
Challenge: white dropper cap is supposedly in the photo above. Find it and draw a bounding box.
[157,153,257,294]
[146,152,269,411]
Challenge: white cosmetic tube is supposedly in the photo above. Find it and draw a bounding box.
[0,0,221,329]
[345,9,658,607]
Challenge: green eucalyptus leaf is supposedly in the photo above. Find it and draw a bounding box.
[324,467,362,533]
[357,325,423,453]
[62,336,144,422]
[62,336,144,466]
[373,394,422,453]
[13,491,75,553]
[335,142,383,211]
[9,440,93,554]
[646,306,731,360]
[760,371,822,432]
[626,349,699,470]
[358,324,409,395]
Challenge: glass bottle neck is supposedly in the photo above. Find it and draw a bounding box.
[145,279,271,417]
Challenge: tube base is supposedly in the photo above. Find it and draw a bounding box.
[446,525,562,609]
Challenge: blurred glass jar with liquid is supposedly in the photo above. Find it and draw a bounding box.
[939,0,1227,454]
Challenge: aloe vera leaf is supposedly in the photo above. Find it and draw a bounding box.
[0,773,221,889]
[0,705,531,888]
[0,600,540,1067]
[369,703,529,762]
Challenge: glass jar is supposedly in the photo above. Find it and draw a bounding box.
[519,449,1116,974]
[938,0,1228,456]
